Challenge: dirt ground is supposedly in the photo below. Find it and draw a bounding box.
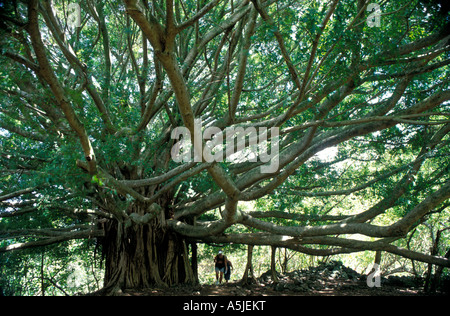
[120,280,424,297]
[118,261,447,296]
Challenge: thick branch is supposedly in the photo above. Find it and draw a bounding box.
[176,0,220,33]
[0,228,104,253]
[248,210,349,222]
[0,187,39,203]
[28,0,97,174]
[199,233,450,267]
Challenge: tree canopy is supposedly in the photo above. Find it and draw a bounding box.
[0,0,449,294]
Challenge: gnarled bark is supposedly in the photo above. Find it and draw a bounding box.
[101,204,196,292]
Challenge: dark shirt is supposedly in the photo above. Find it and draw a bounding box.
[215,255,226,269]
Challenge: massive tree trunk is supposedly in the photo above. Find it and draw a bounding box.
[100,204,196,291]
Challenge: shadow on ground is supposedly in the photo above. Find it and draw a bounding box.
[117,261,448,296]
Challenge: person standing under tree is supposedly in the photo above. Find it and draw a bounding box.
[224,260,233,283]
[214,250,228,285]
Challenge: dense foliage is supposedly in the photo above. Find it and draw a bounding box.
[0,0,449,294]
